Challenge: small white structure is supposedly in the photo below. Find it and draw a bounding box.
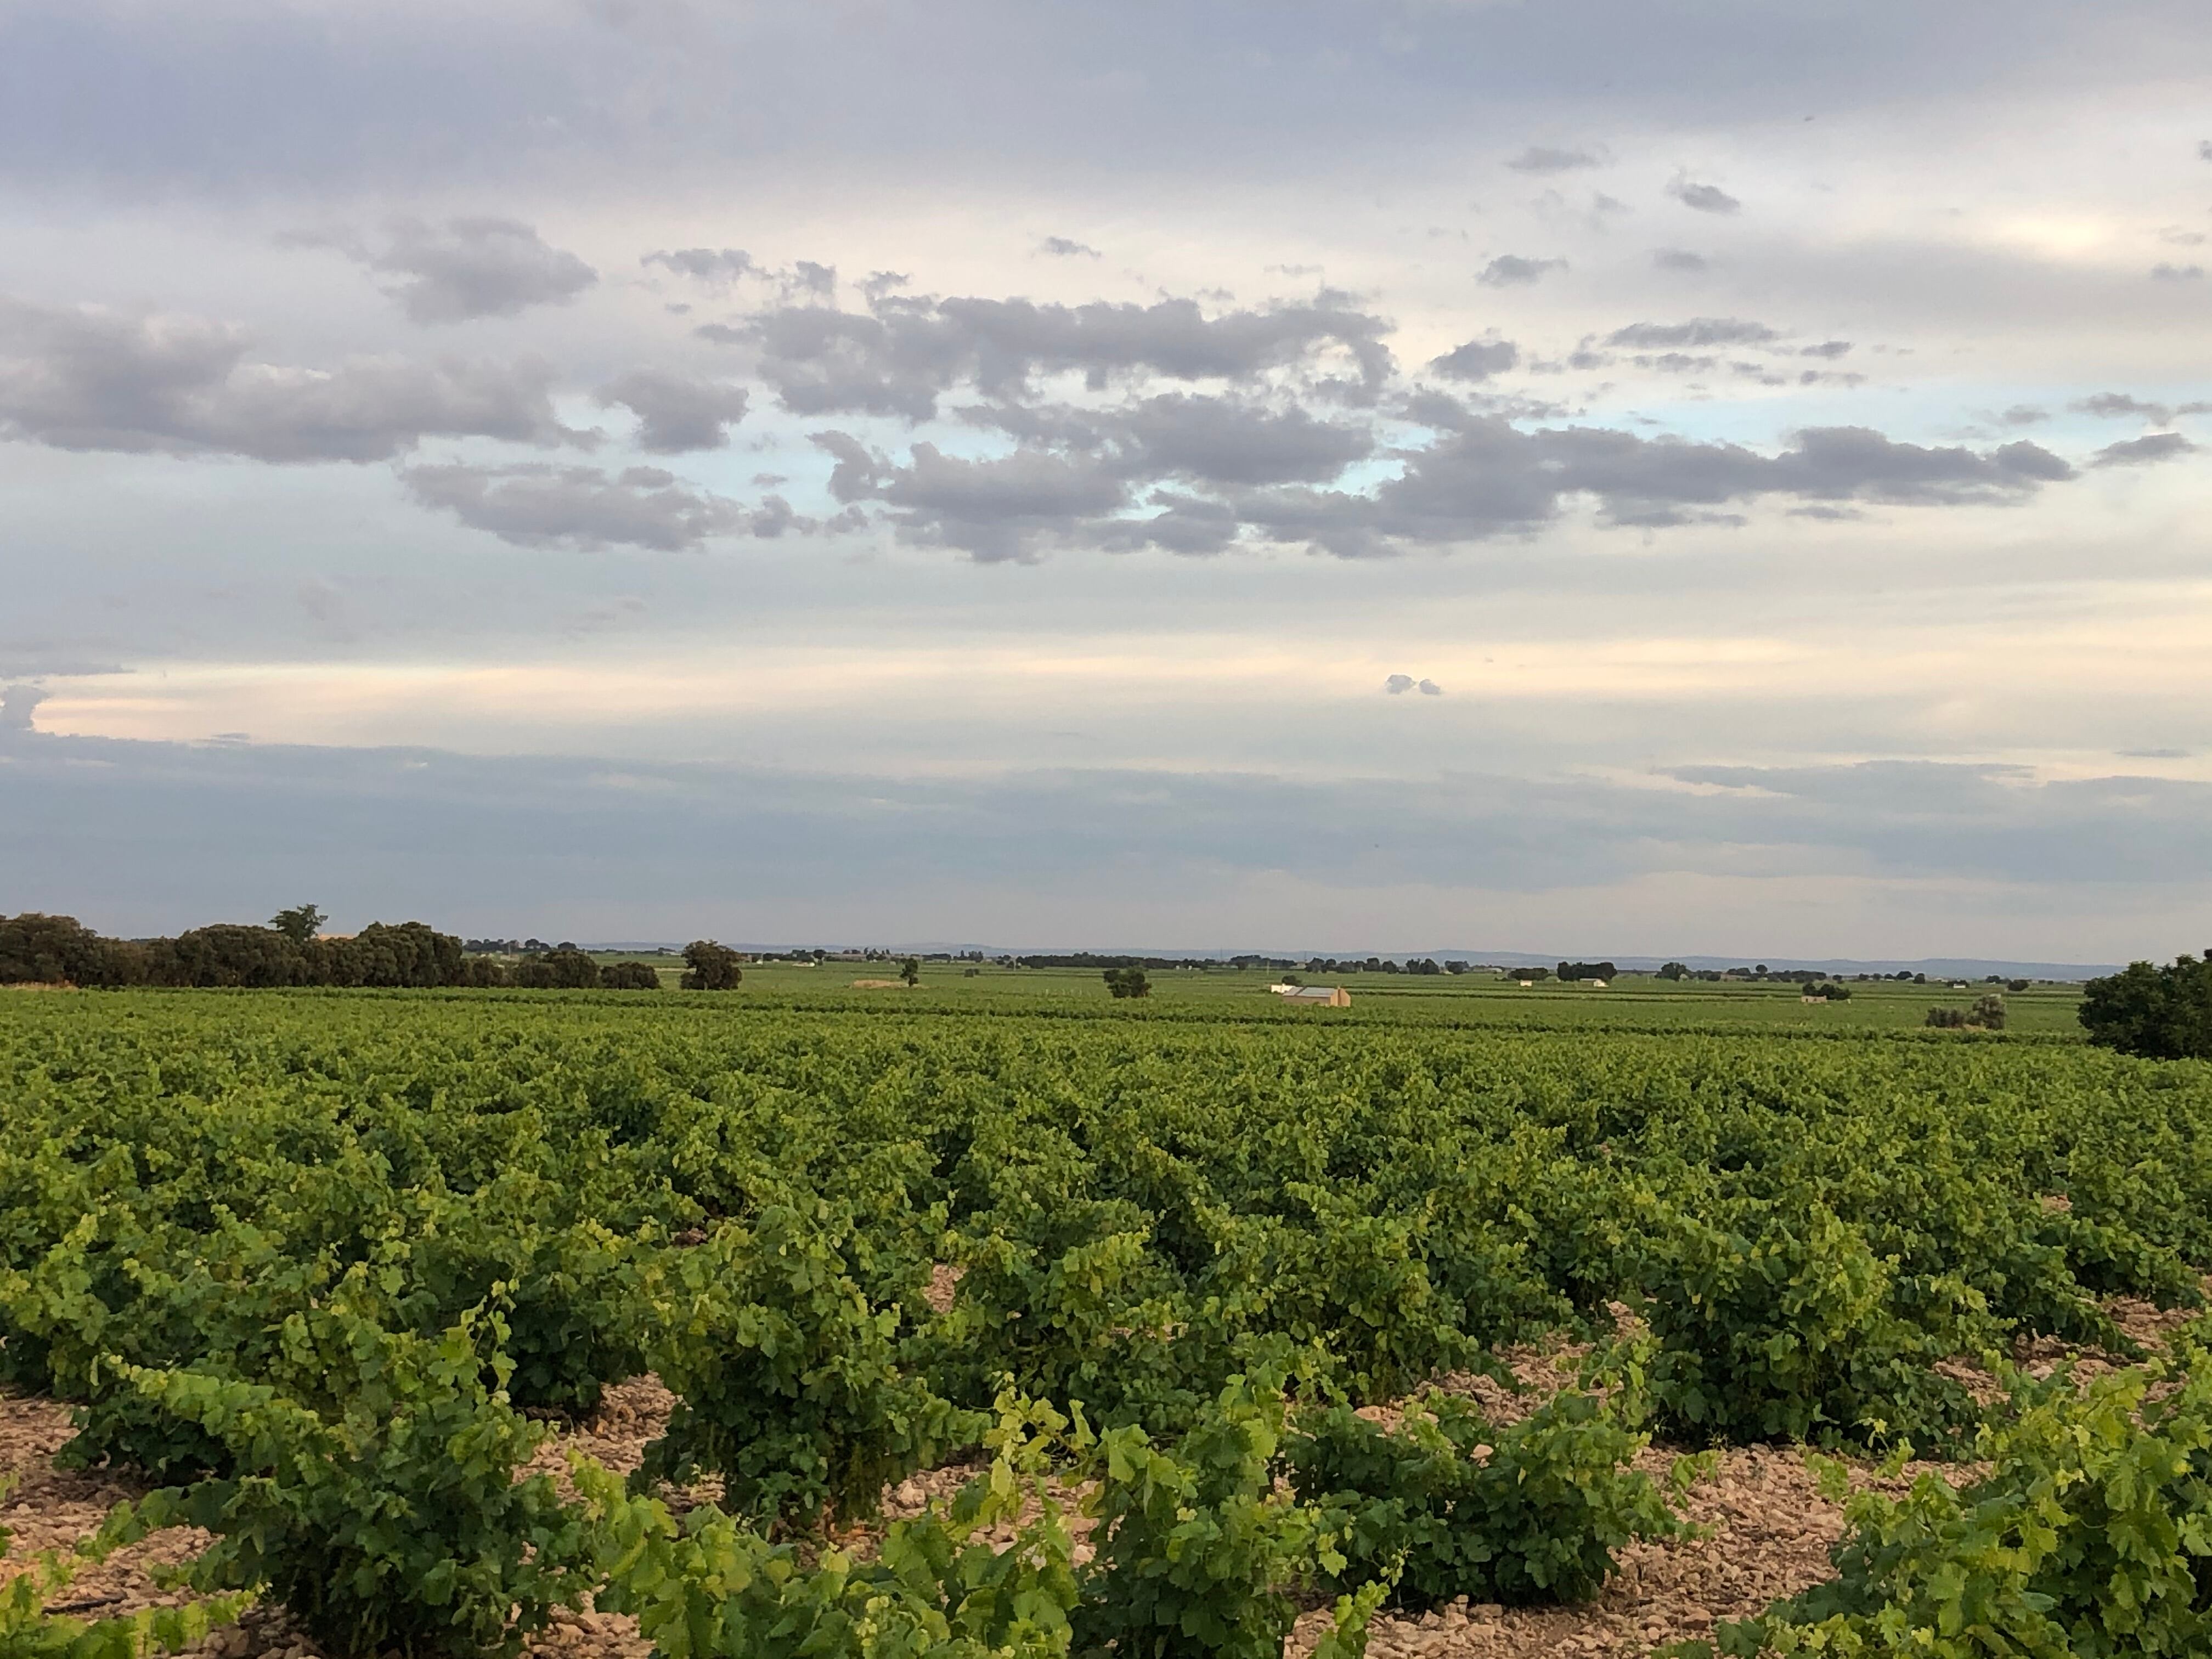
[1802,992,1828,1004]
[1584,979,1608,989]
[1278,985,1351,1008]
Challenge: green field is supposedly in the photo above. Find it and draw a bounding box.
[580,955,2091,1037]
[2,979,2207,1656]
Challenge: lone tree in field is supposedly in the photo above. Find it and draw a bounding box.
[1103,967,1150,998]
[900,957,920,988]
[268,903,326,944]
[681,940,744,990]
[2080,951,2212,1059]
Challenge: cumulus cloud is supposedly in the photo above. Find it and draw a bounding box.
[1651,248,1710,272]
[1427,338,1520,381]
[716,290,1396,420]
[1606,317,1780,348]
[2091,432,2198,467]
[596,370,751,452]
[1505,145,1601,173]
[1668,178,1741,214]
[326,218,598,324]
[0,297,584,462]
[1382,675,1444,696]
[1038,236,1102,258]
[801,397,2073,562]
[1478,255,1567,286]
[401,462,806,551]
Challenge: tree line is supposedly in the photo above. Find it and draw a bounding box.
[0,912,748,992]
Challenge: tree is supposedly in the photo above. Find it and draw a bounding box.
[2079,953,2212,1060]
[1103,967,1151,998]
[600,961,661,990]
[0,913,117,985]
[900,957,920,988]
[268,904,327,945]
[1657,962,1689,981]
[512,949,601,990]
[680,940,743,990]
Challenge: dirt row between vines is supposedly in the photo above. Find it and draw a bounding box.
[1,1293,2191,1659]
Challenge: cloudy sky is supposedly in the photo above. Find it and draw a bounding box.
[3,0,2209,959]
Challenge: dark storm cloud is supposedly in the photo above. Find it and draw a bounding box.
[1038,237,1103,258]
[400,462,805,551]
[322,218,597,324]
[723,291,1397,419]
[1504,145,1601,173]
[1668,179,1741,215]
[1427,339,1521,382]
[1605,318,1780,348]
[0,297,584,461]
[2091,432,2198,467]
[596,370,751,452]
[1478,255,1567,286]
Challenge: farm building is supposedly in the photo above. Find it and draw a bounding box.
[1277,985,1351,1007]
[1802,992,1828,1004]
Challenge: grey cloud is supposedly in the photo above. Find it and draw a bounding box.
[1479,255,1567,286]
[1420,678,1443,696]
[2091,432,2198,467]
[1384,673,1415,693]
[1668,179,1741,214]
[1427,338,1520,382]
[2072,392,2212,426]
[1,684,48,733]
[1606,317,1779,348]
[1505,145,1600,173]
[400,462,802,551]
[1800,341,1852,359]
[2151,263,2205,280]
[1039,236,1102,258]
[2123,748,2192,759]
[1651,249,1710,272]
[2201,141,2212,160]
[642,247,758,283]
[350,218,597,324]
[807,397,2074,562]
[1996,405,2049,425]
[727,291,1396,420]
[0,297,584,462]
[596,370,751,452]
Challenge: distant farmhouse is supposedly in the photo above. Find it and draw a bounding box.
[1271,984,1351,1007]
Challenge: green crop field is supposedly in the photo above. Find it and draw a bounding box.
[2,981,2209,1658]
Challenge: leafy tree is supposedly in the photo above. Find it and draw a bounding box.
[2079,951,2212,1060]
[1658,962,1689,981]
[268,903,327,944]
[1103,968,1151,999]
[600,960,661,990]
[901,957,922,987]
[512,949,601,990]
[681,939,744,990]
[0,912,128,985]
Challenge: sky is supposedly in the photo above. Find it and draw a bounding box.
[2,0,2209,960]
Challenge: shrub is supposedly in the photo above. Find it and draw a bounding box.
[1641,1208,1981,1454]
[1072,1374,1368,1659]
[1103,968,1150,999]
[1287,1388,1686,1609]
[634,1202,978,1526]
[599,961,661,990]
[1713,1335,2212,1656]
[118,1305,594,1659]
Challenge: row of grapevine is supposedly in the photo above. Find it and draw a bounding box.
[1,992,2209,1655]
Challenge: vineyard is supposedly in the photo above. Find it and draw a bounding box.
[3,988,2212,1659]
